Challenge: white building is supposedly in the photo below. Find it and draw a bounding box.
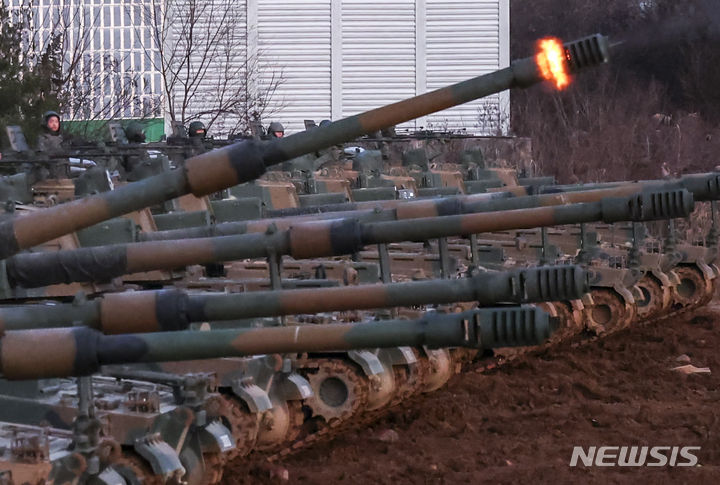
[12,0,509,137]
[253,0,510,134]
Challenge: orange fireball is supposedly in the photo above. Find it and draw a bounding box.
[536,37,570,90]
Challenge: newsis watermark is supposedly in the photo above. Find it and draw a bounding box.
[570,446,701,467]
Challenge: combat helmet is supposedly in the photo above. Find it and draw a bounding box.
[124,121,146,143]
[41,110,61,133]
[189,121,207,138]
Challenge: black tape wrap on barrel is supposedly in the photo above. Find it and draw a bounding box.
[329,219,364,255]
[71,327,102,376]
[228,139,267,184]
[0,226,19,261]
[155,289,192,332]
[6,247,127,288]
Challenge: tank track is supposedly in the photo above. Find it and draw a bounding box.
[221,277,717,469]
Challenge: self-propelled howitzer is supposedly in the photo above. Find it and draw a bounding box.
[0,265,586,333]
[0,306,554,380]
[4,190,692,288]
[520,172,720,201]
[135,172,720,244]
[138,174,708,241]
[0,34,610,260]
[257,172,720,222]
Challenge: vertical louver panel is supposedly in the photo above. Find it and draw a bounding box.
[10,0,163,121]
[340,0,416,130]
[425,0,505,134]
[256,0,331,133]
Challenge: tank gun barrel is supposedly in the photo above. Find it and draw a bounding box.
[141,174,717,243]
[0,265,587,334]
[0,34,610,260]
[6,190,691,288]
[359,189,691,245]
[0,306,554,379]
[523,172,720,202]
[265,172,720,221]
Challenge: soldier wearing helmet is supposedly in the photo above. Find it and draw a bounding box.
[37,110,65,153]
[188,121,207,139]
[124,121,146,144]
[187,121,210,154]
[268,121,285,139]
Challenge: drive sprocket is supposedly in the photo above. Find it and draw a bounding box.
[302,359,369,425]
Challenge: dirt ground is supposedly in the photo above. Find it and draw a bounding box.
[224,302,720,484]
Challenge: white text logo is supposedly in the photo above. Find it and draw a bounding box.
[569,446,700,467]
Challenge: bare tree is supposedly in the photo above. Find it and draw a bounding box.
[135,0,283,136]
[10,0,158,139]
[46,1,159,137]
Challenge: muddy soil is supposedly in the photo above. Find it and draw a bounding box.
[224,303,720,484]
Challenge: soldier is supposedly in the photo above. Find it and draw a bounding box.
[267,121,285,138]
[37,111,65,154]
[124,121,146,144]
[187,121,210,155]
[188,121,207,139]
